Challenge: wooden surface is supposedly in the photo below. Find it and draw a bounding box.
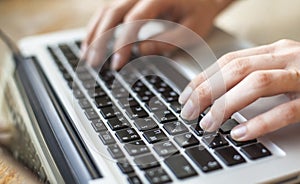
[1,0,300,182]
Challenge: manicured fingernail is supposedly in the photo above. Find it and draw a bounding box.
[111,53,121,70]
[181,100,195,119]
[231,125,247,140]
[179,86,193,104]
[200,111,213,131]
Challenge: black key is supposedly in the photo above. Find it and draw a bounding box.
[107,144,125,159]
[63,72,73,82]
[219,119,239,134]
[78,98,91,109]
[182,114,204,125]
[190,123,204,136]
[128,175,142,184]
[153,141,178,158]
[84,108,98,120]
[143,129,168,144]
[145,75,163,85]
[73,88,84,99]
[145,97,167,112]
[169,101,182,113]
[107,117,131,131]
[91,119,107,132]
[100,106,122,119]
[125,106,148,119]
[202,133,228,149]
[241,143,272,160]
[164,155,197,179]
[227,135,257,147]
[163,121,188,135]
[137,90,155,102]
[124,140,150,156]
[134,117,158,131]
[115,128,140,143]
[185,146,222,173]
[95,96,113,108]
[82,80,99,89]
[99,131,116,145]
[174,132,199,148]
[88,87,106,98]
[117,159,134,174]
[118,96,139,108]
[112,87,129,99]
[134,154,160,170]
[161,90,179,102]
[145,167,172,184]
[215,146,246,166]
[153,110,177,124]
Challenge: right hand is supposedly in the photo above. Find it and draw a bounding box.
[81,0,232,70]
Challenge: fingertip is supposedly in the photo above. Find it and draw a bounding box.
[111,53,121,70]
[179,86,193,105]
[231,124,248,141]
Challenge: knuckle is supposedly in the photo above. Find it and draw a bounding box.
[231,58,251,77]
[274,39,295,48]
[249,71,272,89]
[255,116,270,136]
[219,52,237,65]
[282,103,298,123]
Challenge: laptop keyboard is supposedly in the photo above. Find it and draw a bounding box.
[47,41,272,183]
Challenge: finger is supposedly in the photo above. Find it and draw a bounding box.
[111,0,175,70]
[86,0,138,66]
[81,7,107,56]
[231,98,300,141]
[200,69,300,132]
[179,43,276,104]
[180,53,287,120]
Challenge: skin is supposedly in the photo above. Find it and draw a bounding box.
[81,0,233,69]
[179,39,300,141]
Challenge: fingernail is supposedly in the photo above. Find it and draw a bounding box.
[231,125,247,140]
[81,44,87,57]
[200,111,213,131]
[179,86,193,104]
[181,100,195,119]
[87,49,97,66]
[111,53,121,70]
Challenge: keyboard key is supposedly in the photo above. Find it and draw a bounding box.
[190,123,204,136]
[145,97,167,112]
[95,96,113,108]
[118,96,139,108]
[117,159,134,174]
[134,117,158,131]
[99,131,116,145]
[127,175,142,184]
[84,108,98,120]
[124,140,150,156]
[185,146,222,173]
[112,87,129,99]
[125,106,148,119]
[107,144,125,159]
[91,119,107,132]
[161,90,179,102]
[163,121,188,135]
[153,141,178,158]
[115,128,140,143]
[153,110,177,124]
[215,146,246,166]
[174,132,199,148]
[169,101,182,113]
[202,133,228,149]
[78,98,91,109]
[88,87,106,98]
[241,143,272,160]
[143,129,168,144]
[73,88,84,99]
[77,72,94,81]
[164,155,197,179]
[219,119,239,134]
[182,114,204,125]
[100,105,122,119]
[134,154,160,170]
[227,135,257,147]
[82,80,99,89]
[145,167,172,184]
[107,117,131,131]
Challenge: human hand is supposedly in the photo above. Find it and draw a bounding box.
[179,39,300,141]
[81,0,233,70]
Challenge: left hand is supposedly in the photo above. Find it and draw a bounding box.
[179,39,300,141]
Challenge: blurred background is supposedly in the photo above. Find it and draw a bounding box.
[0,0,300,182]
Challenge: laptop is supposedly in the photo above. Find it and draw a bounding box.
[1,21,300,184]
